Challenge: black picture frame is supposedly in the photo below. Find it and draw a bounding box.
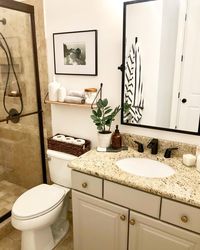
[53,29,98,76]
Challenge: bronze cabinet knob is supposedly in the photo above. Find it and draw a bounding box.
[120,215,126,221]
[129,219,136,225]
[82,182,88,188]
[181,215,188,223]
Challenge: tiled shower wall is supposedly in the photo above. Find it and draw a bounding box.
[0,124,43,188]
[0,0,51,189]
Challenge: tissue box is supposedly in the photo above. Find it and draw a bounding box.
[47,133,91,156]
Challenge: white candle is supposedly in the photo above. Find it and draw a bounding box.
[182,154,196,167]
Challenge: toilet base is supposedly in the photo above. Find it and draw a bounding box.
[53,220,70,247]
[21,226,54,250]
[21,219,70,250]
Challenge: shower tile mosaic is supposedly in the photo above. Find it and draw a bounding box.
[0,180,26,218]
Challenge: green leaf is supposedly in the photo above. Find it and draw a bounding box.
[105,119,112,126]
[97,108,102,117]
[104,108,112,114]
[104,106,111,110]
[102,98,108,107]
[97,125,103,131]
[123,102,131,113]
[110,106,121,117]
[92,110,97,116]
[97,99,104,108]
[90,114,96,120]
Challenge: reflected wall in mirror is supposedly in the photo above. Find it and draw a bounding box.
[121,0,200,135]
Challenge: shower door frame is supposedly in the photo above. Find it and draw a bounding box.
[0,0,47,221]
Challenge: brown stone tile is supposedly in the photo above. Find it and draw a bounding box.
[0,236,20,250]
[0,219,13,240]
[0,180,26,218]
[8,229,21,242]
[0,208,9,218]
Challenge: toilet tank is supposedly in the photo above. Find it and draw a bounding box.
[47,149,77,187]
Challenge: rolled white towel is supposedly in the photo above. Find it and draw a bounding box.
[64,96,85,104]
[67,90,85,98]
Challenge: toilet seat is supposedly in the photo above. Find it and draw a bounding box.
[12,184,68,220]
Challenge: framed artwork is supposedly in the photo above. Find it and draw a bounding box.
[53,30,98,76]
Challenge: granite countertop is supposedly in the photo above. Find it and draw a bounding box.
[69,148,200,208]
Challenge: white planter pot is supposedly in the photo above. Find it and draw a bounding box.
[98,132,112,148]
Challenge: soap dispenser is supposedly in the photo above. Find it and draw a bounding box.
[111,125,122,149]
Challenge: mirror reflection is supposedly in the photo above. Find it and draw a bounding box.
[121,0,200,134]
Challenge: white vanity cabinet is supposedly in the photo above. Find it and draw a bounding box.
[72,190,128,250]
[129,211,200,250]
[71,170,200,250]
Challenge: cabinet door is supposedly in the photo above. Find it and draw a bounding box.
[72,190,128,250]
[129,211,200,250]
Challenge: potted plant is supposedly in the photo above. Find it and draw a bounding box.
[91,98,129,148]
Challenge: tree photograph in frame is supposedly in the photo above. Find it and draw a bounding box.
[53,30,97,75]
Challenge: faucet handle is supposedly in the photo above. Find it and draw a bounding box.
[147,138,158,146]
[147,138,158,155]
[164,147,178,158]
[134,141,144,153]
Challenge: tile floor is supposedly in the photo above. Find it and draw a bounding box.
[0,180,26,218]
[0,225,73,250]
[0,218,73,250]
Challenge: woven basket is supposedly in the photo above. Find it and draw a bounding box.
[47,134,91,156]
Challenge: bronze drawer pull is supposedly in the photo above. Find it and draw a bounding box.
[181,215,188,223]
[82,182,88,188]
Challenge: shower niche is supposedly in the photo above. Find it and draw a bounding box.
[0,0,46,222]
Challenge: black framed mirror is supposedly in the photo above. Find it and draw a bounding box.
[120,0,200,135]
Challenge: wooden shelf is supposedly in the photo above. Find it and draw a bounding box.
[45,100,96,108]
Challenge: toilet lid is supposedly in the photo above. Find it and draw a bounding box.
[12,184,67,220]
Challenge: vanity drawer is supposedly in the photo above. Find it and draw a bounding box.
[71,171,103,198]
[161,198,200,233]
[104,181,161,218]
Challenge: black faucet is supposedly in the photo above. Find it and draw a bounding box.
[164,147,178,158]
[147,138,158,155]
[134,141,144,153]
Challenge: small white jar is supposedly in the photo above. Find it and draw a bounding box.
[84,88,97,105]
[182,154,196,167]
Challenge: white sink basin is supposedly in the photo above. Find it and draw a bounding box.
[116,158,175,178]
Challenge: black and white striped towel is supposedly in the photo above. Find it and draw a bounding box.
[123,37,144,124]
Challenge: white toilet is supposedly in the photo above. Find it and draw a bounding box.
[11,149,77,250]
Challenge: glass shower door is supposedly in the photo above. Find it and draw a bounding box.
[0,1,46,222]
